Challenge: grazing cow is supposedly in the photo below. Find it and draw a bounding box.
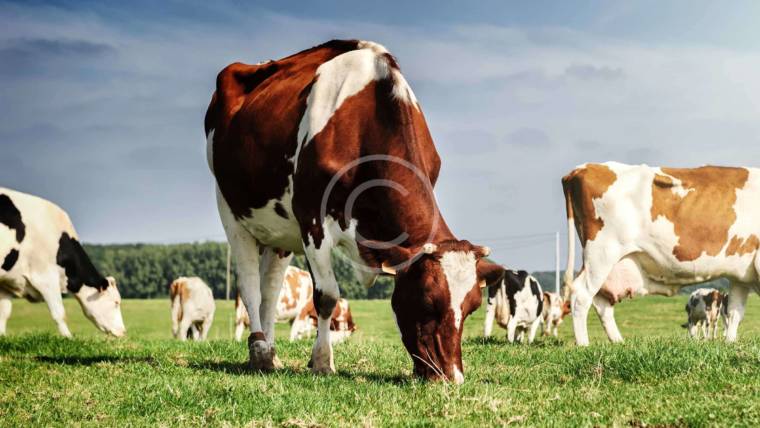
[683,288,724,339]
[234,265,313,341]
[484,270,544,343]
[563,162,760,345]
[290,298,357,343]
[0,187,125,337]
[206,40,504,383]
[170,277,215,341]
[541,292,571,337]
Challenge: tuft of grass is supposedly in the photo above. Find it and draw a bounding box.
[2,296,760,426]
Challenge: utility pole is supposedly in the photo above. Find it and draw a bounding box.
[226,243,232,301]
[555,231,560,294]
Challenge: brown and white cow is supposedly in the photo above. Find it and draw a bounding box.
[290,298,356,343]
[170,277,215,341]
[541,292,571,337]
[234,265,313,341]
[206,40,504,383]
[563,162,760,345]
[0,187,125,337]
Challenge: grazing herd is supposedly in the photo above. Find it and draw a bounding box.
[0,39,756,384]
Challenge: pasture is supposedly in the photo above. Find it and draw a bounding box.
[3,296,760,426]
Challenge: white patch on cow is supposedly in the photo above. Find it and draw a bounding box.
[440,251,477,330]
[293,41,418,172]
[238,196,301,253]
[206,128,215,173]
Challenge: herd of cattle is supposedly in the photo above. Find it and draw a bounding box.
[2,39,759,384]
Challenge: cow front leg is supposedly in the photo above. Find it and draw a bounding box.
[257,247,292,368]
[33,272,72,337]
[725,284,749,342]
[506,317,518,343]
[0,290,11,336]
[592,295,623,343]
[527,318,541,344]
[303,240,339,374]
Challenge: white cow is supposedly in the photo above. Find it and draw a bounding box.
[170,277,215,341]
[563,163,760,345]
[0,187,125,337]
[541,292,571,337]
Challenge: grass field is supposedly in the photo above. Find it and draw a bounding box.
[3,295,760,426]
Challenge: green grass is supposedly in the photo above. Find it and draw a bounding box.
[3,296,760,426]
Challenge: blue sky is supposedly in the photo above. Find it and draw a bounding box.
[2,1,760,270]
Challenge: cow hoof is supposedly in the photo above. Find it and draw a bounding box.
[248,334,278,371]
[311,364,336,375]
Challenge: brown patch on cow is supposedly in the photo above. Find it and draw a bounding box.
[651,166,749,261]
[169,279,188,322]
[561,164,618,245]
[560,300,571,318]
[726,234,760,256]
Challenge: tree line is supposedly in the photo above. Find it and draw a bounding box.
[84,242,724,300]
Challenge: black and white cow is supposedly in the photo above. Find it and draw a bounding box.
[683,288,724,339]
[0,187,125,337]
[484,270,544,343]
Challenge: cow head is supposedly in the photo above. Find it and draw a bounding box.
[75,276,126,337]
[363,240,505,384]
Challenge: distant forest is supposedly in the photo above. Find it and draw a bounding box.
[84,242,727,300]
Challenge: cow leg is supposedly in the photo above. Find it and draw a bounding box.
[483,286,498,337]
[592,295,624,343]
[725,284,749,342]
[33,271,72,337]
[200,315,213,341]
[257,247,293,368]
[170,296,182,338]
[506,317,518,343]
[527,318,541,344]
[177,316,192,341]
[217,191,276,369]
[0,290,11,335]
[234,320,246,342]
[303,241,340,374]
[570,270,594,346]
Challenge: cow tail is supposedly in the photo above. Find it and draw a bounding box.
[562,175,577,302]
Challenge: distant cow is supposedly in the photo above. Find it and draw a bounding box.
[484,270,544,343]
[290,298,356,343]
[234,265,313,341]
[683,288,725,339]
[206,39,504,382]
[563,163,760,345]
[0,187,125,337]
[541,292,571,337]
[170,277,215,341]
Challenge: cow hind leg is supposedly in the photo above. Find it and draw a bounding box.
[200,315,213,341]
[592,295,624,343]
[257,247,293,368]
[506,317,518,343]
[0,290,11,335]
[725,284,749,342]
[527,318,541,344]
[303,239,340,374]
[234,320,245,342]
[483,288,497,337]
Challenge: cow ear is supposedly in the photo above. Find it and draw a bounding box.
[358,241,414,276]
[476,260,505,288]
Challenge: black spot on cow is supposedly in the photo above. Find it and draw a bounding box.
[56,233,108,293]
[2,249,19,271]
[274,202,288,219]
[0,194,25,242]
[504,270,544,317]
[529,276,544,317]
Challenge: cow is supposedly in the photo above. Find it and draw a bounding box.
[541,292,571,337]
[683,288,724,339]
[0,187,125,337]
[169,277,215,341]
[290,298,357,343]
[234,265,313,341]
[483,270,544,344]
[205,39,505,383]
[562,162,760,345]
